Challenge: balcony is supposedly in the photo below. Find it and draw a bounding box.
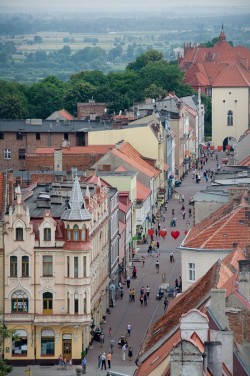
[34,314,90,325]
[4,313,34,322]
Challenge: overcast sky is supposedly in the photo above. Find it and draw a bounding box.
[1,0,249,11]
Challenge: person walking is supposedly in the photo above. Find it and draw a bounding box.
[110,338,115,354]
[141,255,145,267]
[140,294,144,306]
[146,285,150,299]
[107,352,112,369]
[122,344,127,361]
[132,288,136,302]
[127,322,132,336]
[100,332,105,347]
[128,346,133,361]
[188,208,192,217]
[98,353,102,369]
[126,275,131,288]
[155,259,160,273]
[81,357,87,374]
[182,210,186,220]
[179,276,182,292]
[101,353,107,370]
[164,297,169,311]
[129,289,132,302]
[143,293,148,306]
[109,327,112,337]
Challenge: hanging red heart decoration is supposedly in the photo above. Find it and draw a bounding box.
[171,231,180,240]
[148,229,154,236]
[184,230,188,235]
[159,230,167,238]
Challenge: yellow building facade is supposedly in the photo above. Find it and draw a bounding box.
[3,179,109,365]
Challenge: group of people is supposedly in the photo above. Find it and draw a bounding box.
[139,285,151,306]
[57,355,72,370]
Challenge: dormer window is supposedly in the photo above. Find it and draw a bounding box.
[67,225,71,241]
[16,227,23,241]
[81,225,86,241]
[44,228,51,242]
[73,225,79,241]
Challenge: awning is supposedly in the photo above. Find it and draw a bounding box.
[164,163,169,171]
[217,146,223,152]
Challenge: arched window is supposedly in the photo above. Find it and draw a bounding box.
[21,256,29,277]
[227,110,233,126]
[66,225,71,241]
[81,225,86,241]
[44,228,51,241]
[73,224,79,241]
[43,292,53,314]
[16,227,23,241]
[41,329,55,355]
[12,329,27,356]
[11,291,28,313]
[10,256,17,277]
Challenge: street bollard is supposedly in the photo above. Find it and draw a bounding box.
[24,368,32,376]
[75,365,82,375]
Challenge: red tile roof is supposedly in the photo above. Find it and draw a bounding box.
[115,166,127,172]
[58,109,75,120]
[180,34,250,89]
[182,191,250,250]
[137,258,235,363]
[82,174,110,187]
[112,142,160,178]
[136,181,151,201]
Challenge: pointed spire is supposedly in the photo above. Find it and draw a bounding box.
[61,176,91,221]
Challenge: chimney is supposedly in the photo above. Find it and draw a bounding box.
[238,260,250,301]
[8,171,14,207]
[210,289,227,329]
[204,341,222,376]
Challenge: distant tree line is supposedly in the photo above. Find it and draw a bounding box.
[0,49,211,135]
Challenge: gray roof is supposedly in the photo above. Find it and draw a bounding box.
[192,190,228,203]
[61,177,92,221]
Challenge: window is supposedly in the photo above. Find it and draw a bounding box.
[74,294,78,314]
[0,132,4,139]
[83,256,87,278]
[67,256,70,278]
[18,149,26,160]
[41,329,55,355]
[81,225,86,241]
[10,256,17,277]
[44,228,51,241]
[83,296,87,314]
[11,291,28,312]
[73,225,79,241]
[16,227,23,241]
[64,133,69,140]
[67,225,71,241]
[74,257,78,278]
[43,292,53,314]
[43,256,53,276]
[36,133,40,140]
[4,148,11,160]
[188,263,196,281]
[227,110,233,126]
[12,329,27,356]
[22,256,29,277]
[16,132,23,140]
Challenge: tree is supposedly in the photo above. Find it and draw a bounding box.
[0,94,28,119]
[0,325,15,376]
[64,81,96,115]
[127,50,164,72]
[144,84,165,100]
[34,35,43,44]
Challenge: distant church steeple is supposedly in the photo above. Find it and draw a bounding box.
[218,22,226,43]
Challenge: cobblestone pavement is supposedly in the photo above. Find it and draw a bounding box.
[10,154,221,376]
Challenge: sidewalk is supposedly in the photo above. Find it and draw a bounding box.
[10,154,220,376]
